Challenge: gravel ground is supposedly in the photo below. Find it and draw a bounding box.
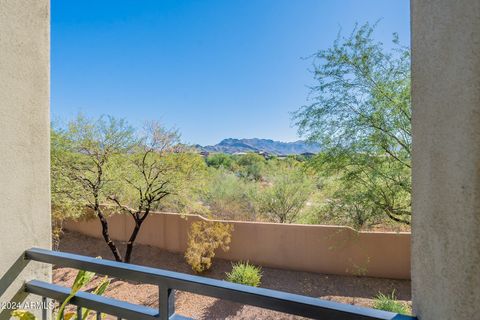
[55,231,411,319]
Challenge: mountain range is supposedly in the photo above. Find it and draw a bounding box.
[195,138,321,155]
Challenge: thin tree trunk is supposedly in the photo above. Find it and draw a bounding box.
[124,220,143,263]
[96,208,123,262]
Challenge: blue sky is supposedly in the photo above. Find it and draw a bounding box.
[52,0,410,145]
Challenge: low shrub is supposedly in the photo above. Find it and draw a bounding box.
[185,221,233,273]
[226,261,262,287]
[372,290,409,314]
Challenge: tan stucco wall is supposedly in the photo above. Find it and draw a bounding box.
[411,0,480,319]
[0,0,51,318]
[65,213,411,279]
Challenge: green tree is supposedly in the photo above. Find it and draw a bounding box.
[256,168,314,223]
[55,117,206,262]
[205,153,236,171]
[57,115,136,261]
[235,153,266,181]
[107,121,185,262]
[293,23,411,226]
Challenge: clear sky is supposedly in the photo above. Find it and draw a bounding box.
[52,0,410,146]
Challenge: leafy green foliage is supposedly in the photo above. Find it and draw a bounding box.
[226,261,262,287]
[107,121,208,262]
[206,153,236,170]
[56,269,96,320]
[11,310,36,320]
[293,22,411,227]
[52,114,137,261]
[51,127,85,249]
[235,153,266,181]
[255,166,315,223]
[155,152,209,214]
[78,276,110,320]
[185,221,233,273]
[52,117,209,262]
[202,168,258,220]
[373,291,409,314]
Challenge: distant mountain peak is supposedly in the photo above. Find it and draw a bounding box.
[197,138,321,155]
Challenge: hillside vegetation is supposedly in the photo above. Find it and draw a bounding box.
[51,23,411,261]
[52,117,407,231]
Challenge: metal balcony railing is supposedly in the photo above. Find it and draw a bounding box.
[23,248,416,320]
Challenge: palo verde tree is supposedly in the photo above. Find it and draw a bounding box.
[57,115,136,261]
[293,22,411,226]
[107,121,184,263]
[55,117,206,262]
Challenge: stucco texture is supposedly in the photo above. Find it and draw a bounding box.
[0,0,51,318]
[412,0,480,319]
[65,212,411,280]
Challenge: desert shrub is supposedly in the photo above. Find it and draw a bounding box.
[255,168,315,223]
[206,153,236,171]
[203,169,258,220]
[235,153,266,181]
[185,221,233,273]
[226,261,262,287]
[373,290,409,314]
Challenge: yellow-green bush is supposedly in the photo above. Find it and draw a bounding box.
[184,221,233,273]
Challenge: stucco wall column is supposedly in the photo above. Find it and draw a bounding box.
[0,0,51,318]
[411,0,480,319]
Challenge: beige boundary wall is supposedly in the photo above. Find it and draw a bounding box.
[65,212,410,280]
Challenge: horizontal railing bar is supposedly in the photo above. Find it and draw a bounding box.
[25,280,159,320]
[25,248,415,320]
[169,315,192,320]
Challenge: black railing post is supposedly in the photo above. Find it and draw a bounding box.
[76,305,82,320]
[159,286,175,320]
[41,297,47,320]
